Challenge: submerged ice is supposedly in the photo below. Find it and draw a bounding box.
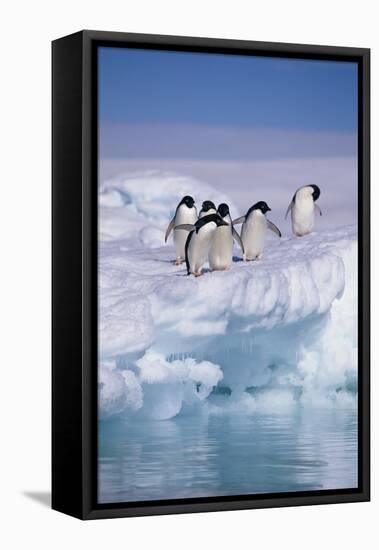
[99,171,358,420]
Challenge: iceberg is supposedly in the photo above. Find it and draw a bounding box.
[99,171,358,420]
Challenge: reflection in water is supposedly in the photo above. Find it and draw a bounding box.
[98,408,357,503]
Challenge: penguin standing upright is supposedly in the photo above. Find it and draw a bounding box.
[198,200,216,218]
[209,203,244,271]
[165,195,197,264]
[285,185,322,237]
[233,201,281,261]
[176,214,229,276]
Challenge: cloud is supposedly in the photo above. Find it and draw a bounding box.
[99,156,357,229]
[100,123,357,161]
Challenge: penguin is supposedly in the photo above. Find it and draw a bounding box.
[199,200,216,218]
[208,203,244,271]
[165,195,198,265]
[285,185,322,237]
[176,214,229,276]
[232,201,281,261]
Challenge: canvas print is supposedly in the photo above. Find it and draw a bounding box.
[97,47,358,504]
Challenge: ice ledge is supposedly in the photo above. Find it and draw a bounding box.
[99,224,356,356]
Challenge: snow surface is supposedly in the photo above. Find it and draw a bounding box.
[99,171,358,420]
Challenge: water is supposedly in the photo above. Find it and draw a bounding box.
[98,407,357,503]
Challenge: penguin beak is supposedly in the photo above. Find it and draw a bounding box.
[221,220,229,226]
[267,207,272,212]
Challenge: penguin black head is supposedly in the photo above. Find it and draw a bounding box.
[310,185,321,202]
[201,200,216,212]
[180,195,195,208]
[217,203,230,218]
[247,201,271,216]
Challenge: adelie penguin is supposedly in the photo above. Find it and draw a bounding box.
[165,195,198,265]
[199,200,216,218]
[176,214,229,277]
[209,203,244,271]
[233,201,281,261]
[285,185,322,237]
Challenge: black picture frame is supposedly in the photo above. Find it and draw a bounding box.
[52,30,370,520]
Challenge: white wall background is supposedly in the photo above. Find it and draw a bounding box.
[0,1,376,548]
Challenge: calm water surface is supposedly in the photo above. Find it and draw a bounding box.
[98,408,357,503]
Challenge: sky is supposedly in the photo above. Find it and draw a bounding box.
[98,46,358,228]
[99,47,357,132]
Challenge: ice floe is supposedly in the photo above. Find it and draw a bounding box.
[99,171,358,419]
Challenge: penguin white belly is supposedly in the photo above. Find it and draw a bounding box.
[174,205,197,259]
[187,224,215,274]
[291,199,314,236]
[209,226,233,270]
[241,216,266,260]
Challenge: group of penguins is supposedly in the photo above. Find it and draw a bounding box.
[165,184,322,277]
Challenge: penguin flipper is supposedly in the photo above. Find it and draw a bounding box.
[232,216,246,225]
[315,204,322,216]
[165,217,175,242]
[232,227,244,253]
[267,219,282,238]
[175,224,196,232]
[285,200,294,220]
[285,192,296,219]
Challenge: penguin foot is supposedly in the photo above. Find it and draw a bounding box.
[175,258,183,265]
